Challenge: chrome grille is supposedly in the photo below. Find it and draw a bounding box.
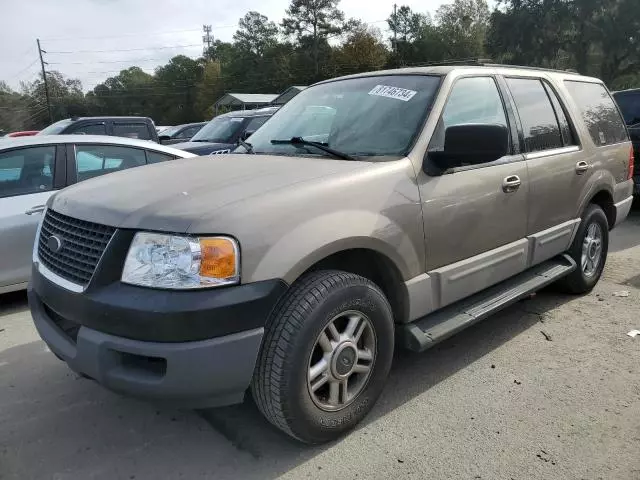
[38,209,115,287]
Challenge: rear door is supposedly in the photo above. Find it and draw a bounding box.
[0,145,64,290]
[503,76,583,248]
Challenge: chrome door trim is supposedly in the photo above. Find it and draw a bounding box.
[525,146,580,160]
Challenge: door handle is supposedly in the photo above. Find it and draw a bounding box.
[575,161,589,174]
[25,205,46,215]
[502,175,521,193]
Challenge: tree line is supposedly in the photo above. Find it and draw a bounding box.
[1,0,638,131]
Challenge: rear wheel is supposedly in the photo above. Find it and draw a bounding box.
[251,270,394,444]
[557,204,609,293]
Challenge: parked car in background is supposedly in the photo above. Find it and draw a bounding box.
[0,135,194,294]
[158,122,206,145]
[38,117,159,143]
[27,65,632,443]
[156,125,171,134]
[7,131,39,138]
[613,89,640,194]
[172,107,278,155]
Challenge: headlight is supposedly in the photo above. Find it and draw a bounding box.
[121,232,239,289]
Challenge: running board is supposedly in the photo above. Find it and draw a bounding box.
[398,254,576,352]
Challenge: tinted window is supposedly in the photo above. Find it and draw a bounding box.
[614,91,640,127]
[506,78,562,152]
[146,150,174,164]
[245,116,269,133]
[75,145,146,181]
[0,146,55,198]
[429,76,508,152]
[113,123,151,140]
[245,75,442,158]
[565,81,628,146]
[72,123,107,135]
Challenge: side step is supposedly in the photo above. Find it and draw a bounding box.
[398,254,576,352]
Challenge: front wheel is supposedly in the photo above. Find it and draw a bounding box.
[557,204,609,294]
[251,270,394,444]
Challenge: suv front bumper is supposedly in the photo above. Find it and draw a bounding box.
[28,266,287,408]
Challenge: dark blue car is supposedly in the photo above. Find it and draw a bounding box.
[172,107,278,155]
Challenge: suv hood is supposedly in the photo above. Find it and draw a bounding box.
[171,141,234,155]
[49,154,368,232]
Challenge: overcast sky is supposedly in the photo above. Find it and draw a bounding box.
[1,0,449,92]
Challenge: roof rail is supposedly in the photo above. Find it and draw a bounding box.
[409,59,581,75]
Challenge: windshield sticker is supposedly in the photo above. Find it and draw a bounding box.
[368,85,417,102]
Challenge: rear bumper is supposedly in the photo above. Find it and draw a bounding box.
[29,286,264,408]
[614,195,633,227]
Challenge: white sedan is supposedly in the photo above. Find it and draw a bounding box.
[0,135,195,294]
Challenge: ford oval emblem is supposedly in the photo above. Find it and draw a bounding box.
[47,235,63,253]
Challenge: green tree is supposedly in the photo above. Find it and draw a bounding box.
[435,0,490,59]
[282,0,346,76]
[331,24,389,75]
[234,11,279,56]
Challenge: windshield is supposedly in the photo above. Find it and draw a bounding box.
[243,75,441,158]
[614,92,640,126]
[159,125,182,137]
[38,119,74,135]
[191,116,245,143]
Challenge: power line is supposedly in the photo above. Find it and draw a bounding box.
[48,57,177,65]
[4,58,40,81]
[47,44,202,54]
[41,25,235,42]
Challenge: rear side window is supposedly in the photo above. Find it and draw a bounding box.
[614,91,640,127]
[180,125,202,138]
[146,150,174,164]
[565,81,628,146]
[0,146,55,198]
[75,144,146,181]
[72,123,107,135]
[506,78,563,152]
[113,123,151,140]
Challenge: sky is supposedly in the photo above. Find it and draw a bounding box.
[0,0,448,92]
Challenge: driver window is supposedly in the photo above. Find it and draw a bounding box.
[430,77,508,152]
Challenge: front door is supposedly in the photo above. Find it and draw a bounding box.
[0,145,59,290]
[418,75,529,309]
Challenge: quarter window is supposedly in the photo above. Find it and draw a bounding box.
[429,76,508,153]
[0,146,55,198]
[506,78,563,152]
[113,123,151,140]
[72,123,106,135]
[565,81,628,146]
[75,145,146,181]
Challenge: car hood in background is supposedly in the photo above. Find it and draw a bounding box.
[49,154,368,233]
[171,141,235,155]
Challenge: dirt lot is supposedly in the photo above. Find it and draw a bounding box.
[1,214,639,480]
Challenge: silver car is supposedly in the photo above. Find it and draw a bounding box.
[0,135,195,293]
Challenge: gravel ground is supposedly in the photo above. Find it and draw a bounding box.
[1,214,639,480]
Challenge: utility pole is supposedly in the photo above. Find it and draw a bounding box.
[392,4,398,67]
[36,38,53,124]
[202,25,214,57]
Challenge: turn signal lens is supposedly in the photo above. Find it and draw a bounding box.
[629,145,635,180]
[199,238,238,279]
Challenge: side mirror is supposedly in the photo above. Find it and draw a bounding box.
[241,130,255,141]
[158,135,170,143]
[428,124,509,171]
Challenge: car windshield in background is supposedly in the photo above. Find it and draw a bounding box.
[158,125,182,137]
[243,75,441,159]
[37,119,74,135]
[614,92,640,126]
[190,116,245,143]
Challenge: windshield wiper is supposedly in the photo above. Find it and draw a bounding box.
[238,138,254,154]
[270,137,353,160]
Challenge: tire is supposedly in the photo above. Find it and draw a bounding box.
[556,204,609,294]
[251,270,394,444]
